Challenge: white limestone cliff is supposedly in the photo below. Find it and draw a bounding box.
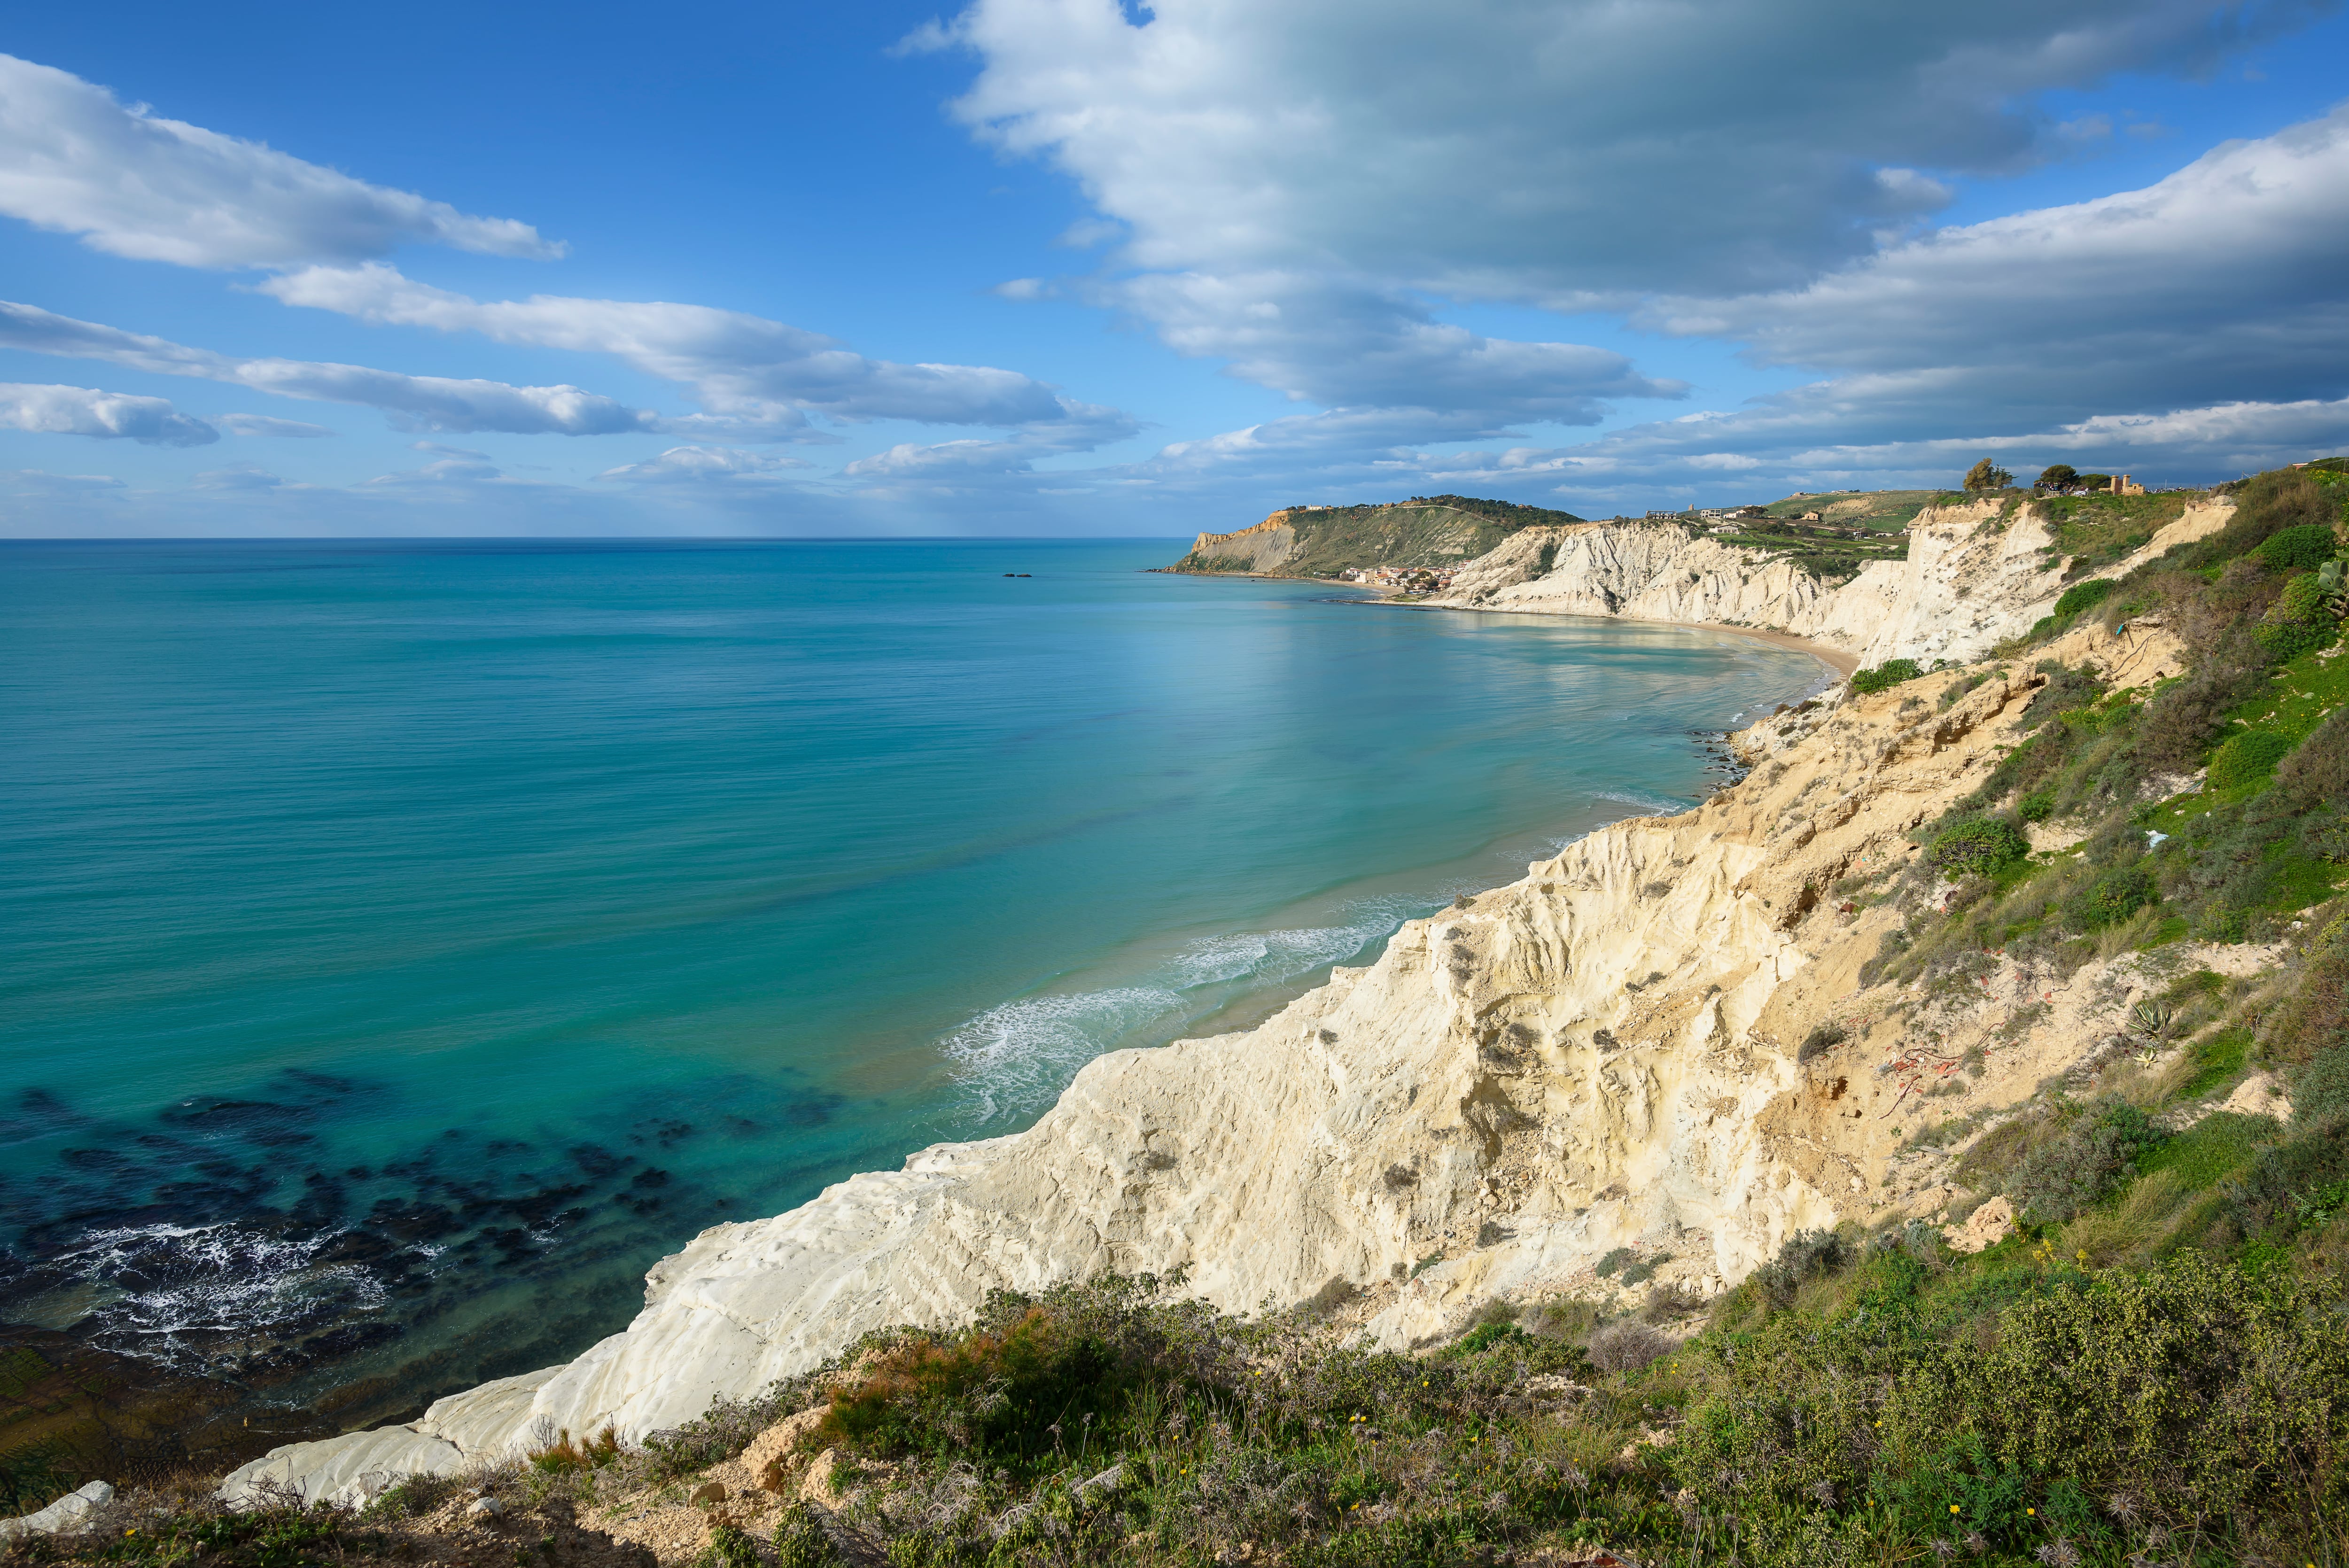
[226,618,2209,1506]
[1431,496,2234,668]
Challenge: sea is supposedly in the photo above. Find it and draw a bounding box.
[0,537,1825,1443]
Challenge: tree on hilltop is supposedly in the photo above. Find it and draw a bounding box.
[1963,458,2013,491]
[2034,464,2079,493]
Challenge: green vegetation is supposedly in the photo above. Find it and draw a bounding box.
[1396,495,1588,530]
[74,1236,2334,1568]
[2208,730,2293,791]
[1758,489,1939,531]
[2031,490,2191,579]
[1172,497,1585,579]
[1849,658,1923,694]
[2049,577,2115,621]
[1963,458,2013,492]
[1928,817,2030,878]
[1707,517,1911,582]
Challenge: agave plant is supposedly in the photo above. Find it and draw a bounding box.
[2319,557,2346,618]
[2129,999,2176,1040]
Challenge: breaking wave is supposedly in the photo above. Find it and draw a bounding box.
[941,896,1430,1126]
[47,1222,387,1366]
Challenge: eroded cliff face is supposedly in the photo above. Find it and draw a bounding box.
[228,619,2217,1505]
[1432,497,2234,668]
[1180,515,1302,573]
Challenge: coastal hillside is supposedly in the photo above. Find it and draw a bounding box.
[1168,496,1583,578]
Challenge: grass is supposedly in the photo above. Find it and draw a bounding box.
[2139,1110,2275,1192]
[1708,519,1910,582]
[1759,488,1940,530]
[2031,491,2193,578]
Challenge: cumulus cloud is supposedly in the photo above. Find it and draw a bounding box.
[259,263,1134,441]
[1104,271,1680,417]
[216,412,335,437]
[903,0,2340,458]
[931,0,2318,300]
[0,54,561,267]
[0,300,654,435]
[596,445,816,484]
[1644,103,2349,416]
[0,381,218,445]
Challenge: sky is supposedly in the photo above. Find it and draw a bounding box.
[2,0,2347,536]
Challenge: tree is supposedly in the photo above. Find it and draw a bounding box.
[1963,458,2013,491]
[2034,464,2079,492]
[2078,473,2112,492]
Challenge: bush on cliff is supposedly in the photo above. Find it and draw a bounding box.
[2005,1099,2166,1223]
[2048,576,2115,622]
[2254,520,2341,574]
[1849,658,1922,695]
[1928,816,2029,878]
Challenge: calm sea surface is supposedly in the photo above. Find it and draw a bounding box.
[0,538,1823,1429]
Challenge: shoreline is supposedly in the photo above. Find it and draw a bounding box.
[1160,565,1857,678]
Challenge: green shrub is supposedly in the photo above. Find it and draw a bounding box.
[2067,863,2155,929]
[1750,1227,1850,1306]
[2209,730,2294,790]
[2254,521,2340,573]
[697,1521,768,1568]
[2007,1100,2166,1223]
[2297,1040,2349,1124]
[2019,790,2055,822]
[1929,816,2030,877]
[2051,577,2116,620]
[769,1505,842,1568]
[2276,570,2330,623]
[1851,658,1923,694]
[2258,615,2336,659]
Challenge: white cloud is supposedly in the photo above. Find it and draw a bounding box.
[0,381,217,445]
[1643,103,2349,418]
[192,464,284,490]
[1103,271,1680,418]
[260,263,1133,441]
[931,0,2317,300]
[0,299,654,435]
[596,445,816,484]
[0,53,561,267]
[0,467,126,494]
[217,413,335,437]
[912,0,2339,461]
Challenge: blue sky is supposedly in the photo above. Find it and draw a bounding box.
[2,0,2347,536]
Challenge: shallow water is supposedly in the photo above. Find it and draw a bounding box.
[0,537,1822,1427]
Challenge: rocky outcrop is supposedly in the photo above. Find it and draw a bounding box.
[1431,496,2235,668]
[228,619,2219,1504]
[1179,515,1301,574]
[0,1481,113,1541]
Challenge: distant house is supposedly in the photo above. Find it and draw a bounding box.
[1798,511,1823,521]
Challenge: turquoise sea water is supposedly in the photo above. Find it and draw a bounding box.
[0,538,1823,1430]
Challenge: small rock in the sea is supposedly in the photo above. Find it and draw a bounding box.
[691,1482,727,1505]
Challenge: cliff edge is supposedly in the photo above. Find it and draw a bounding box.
[226,615,2217,1505]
